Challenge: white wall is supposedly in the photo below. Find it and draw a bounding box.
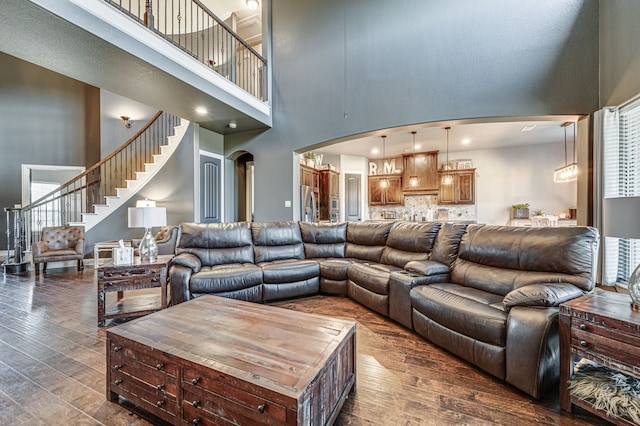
[447,142,577,225]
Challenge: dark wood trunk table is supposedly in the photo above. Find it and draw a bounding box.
[106,295,356,425]
[560,291,640,426]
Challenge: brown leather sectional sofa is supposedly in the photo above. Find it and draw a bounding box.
[168,220,599,398]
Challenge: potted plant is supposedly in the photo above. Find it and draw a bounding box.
[511,203,530,219]
[533,208,544,217]
[303,152,316,167]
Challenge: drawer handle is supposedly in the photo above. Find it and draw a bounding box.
[156,363,164,371]
[192,419,201,425]
[113,346,121,352]
[579,324,587,331]
[114,364,122,371]
[191,377,200,385]
[192,400,200,408]
[152,277,158,282]
[580,340,588,347]
[108,272,113,277]
[156,400,164,407]
[156,384,165,391]
[258,403,266,413]
[114,379,122,385]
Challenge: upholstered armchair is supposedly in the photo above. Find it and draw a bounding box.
[32,226,85,275]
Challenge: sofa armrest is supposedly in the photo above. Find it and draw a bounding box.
[168,264,194,305]
[171,253,202,273]
[32,241,48,258]
[505,306,559,398]
[75,240,85,255]
[404,260,450,276]
[503,283,584,312]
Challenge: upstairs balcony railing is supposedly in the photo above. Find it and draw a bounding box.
[17,111,179,250]
[105,0,268,101]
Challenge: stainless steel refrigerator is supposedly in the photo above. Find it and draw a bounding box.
[300,185,317,222]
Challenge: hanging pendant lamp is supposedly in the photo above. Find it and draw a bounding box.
[554,122,578,183]
[380,135,389,188]
[409,131,419,187]
[441,127,453,185]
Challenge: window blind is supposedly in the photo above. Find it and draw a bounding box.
[605,99,640,285]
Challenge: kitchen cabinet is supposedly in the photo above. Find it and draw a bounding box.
[402,151,439,193]
[319,169,340,221]
[300,164,319,190]
[438,169,475,205]
[369,175,403,206]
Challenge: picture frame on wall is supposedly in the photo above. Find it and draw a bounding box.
[456,159,473,169]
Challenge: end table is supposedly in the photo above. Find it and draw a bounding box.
[559,290,640,425]
[97,255,172,326]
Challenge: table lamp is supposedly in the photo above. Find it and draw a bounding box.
[602,196,640,310]
[128,199,166,261]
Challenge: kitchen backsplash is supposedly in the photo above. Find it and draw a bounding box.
[368,195,477,221]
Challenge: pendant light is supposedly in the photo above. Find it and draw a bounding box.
[553,122,578,183]
[441,127,453,185]
[379,135,389,188]
[409,131,419,187]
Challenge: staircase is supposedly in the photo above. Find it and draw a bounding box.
[19,111,188,249]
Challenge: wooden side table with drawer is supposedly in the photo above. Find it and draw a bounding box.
[559,291,640,425]
[97,255,172,326]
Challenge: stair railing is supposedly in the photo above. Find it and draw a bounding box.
[19,111,180,251]
[104,0,268,102]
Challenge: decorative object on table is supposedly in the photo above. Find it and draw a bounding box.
[554,121,578,183]
[127,199,166,262]
[533,208,544,217]
[441,127,453,185]
[303,151,316,167]
[112,239,133,265]
[456,159,473,169]
[511,203,530,219]
[603,196,640,310]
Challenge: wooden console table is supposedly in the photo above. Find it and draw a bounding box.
[559,291,640,425]
[97,255,171,326]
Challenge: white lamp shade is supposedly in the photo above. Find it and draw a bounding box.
[602,197,640,239]
[128,207,167,228]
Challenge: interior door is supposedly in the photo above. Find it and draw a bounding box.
[200,155,222,223]
[345,173,361,222]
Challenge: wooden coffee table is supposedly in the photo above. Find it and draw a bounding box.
[106,295,356,425]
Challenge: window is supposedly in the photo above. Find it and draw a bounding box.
[603,100,640,286]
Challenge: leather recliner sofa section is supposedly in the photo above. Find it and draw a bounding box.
[167,220,599,399]
[409,224,599,398]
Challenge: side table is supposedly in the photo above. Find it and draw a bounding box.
[97,255,172,326]
[559,291,640,425]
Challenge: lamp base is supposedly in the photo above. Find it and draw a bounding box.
[138,227,158,262]
[628,263,640,312]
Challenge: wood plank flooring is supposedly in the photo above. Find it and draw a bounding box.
[0,266,608,425]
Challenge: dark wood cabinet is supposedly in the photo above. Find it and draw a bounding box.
[438,169,475,205]
[368,175,403,206]
[320,169,340,221]
[402,151,439,193]
[300,164,319,190]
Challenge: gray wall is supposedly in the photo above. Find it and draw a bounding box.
[599,1,640,106]
[0,52,100,246]
[227,0,599,221]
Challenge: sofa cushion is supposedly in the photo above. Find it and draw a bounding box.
[189,263,263,294]
[430,223,468,268]
[252,222,304,263]
[347,262,401,295]
[411,283,507,346]
[453,225,599,293]
[259,259,320,284]
[385,221,441,252]
[177,222,254,266]
[318,258,351,281]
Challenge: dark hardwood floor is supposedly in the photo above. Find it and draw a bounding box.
[0,266,608,425]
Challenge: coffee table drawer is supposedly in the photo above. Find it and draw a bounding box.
[183,370,287,424]
[109,338,179,377]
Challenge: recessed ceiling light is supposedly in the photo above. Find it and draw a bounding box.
[461,138,471,145]
[371,148,379,155]
[521,125,536,132]
[195,107,207,115]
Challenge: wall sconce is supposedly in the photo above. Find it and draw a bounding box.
[120,116,133,129]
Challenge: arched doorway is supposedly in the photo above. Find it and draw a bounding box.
[233,152,254,222]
